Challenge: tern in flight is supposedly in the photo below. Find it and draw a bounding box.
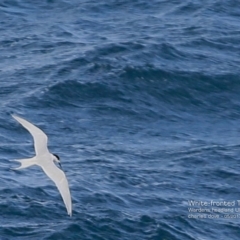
[12,115,72,216]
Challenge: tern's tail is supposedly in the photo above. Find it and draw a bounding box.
[11,157,36,170]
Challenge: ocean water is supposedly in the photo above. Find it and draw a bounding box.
[1,0,240,239]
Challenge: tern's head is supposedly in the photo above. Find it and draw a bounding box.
[52,153,62,169]
[52,154,60,163]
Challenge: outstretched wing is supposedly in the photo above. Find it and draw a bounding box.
[12,115,48,156]
[41,161,72,216]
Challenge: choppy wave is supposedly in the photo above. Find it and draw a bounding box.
[1,0,240,239]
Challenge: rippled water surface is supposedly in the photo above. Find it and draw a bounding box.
[1,1,240,239]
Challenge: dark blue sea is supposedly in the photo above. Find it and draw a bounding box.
[1,0,240,239]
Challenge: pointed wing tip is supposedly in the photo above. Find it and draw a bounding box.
[67,207,72,217]
[67,205,72,217]
[12,114,20,121]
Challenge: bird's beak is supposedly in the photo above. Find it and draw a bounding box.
[58,162,62,170]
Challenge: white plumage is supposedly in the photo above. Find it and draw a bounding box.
[12,115,72,216]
